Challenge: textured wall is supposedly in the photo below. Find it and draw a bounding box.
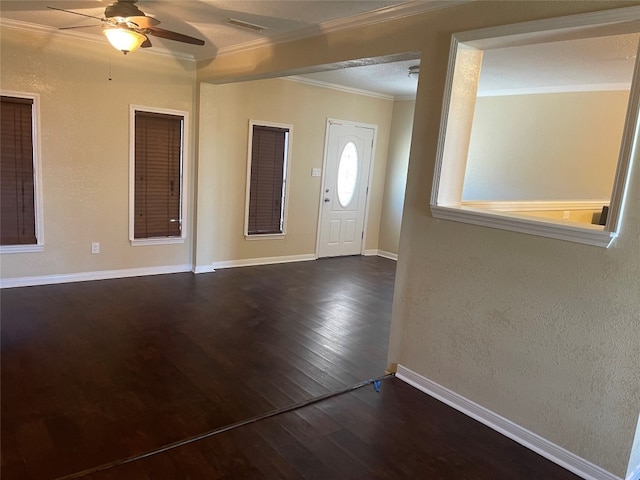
[384,4,640,476]
[195,78,393,267]
[0,27,196,279]
[378,99,414,256]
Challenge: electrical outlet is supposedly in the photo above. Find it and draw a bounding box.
[91,242,100,254]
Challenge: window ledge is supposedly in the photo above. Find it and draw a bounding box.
[0,244,44,254]
[245,233,286,241]
[431,205,616,248]
[130,237,185,247]
[460,200,609,212]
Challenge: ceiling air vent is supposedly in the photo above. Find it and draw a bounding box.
[226,18,267,33]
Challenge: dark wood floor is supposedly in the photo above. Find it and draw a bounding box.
[1,256,579,479]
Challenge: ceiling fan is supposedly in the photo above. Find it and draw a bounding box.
[48,0,205,54]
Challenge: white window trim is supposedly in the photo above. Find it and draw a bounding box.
[430,7,640,248]
[460,200,610,213]
[129,105,189,247]
[245,233,287,241]
[244,120,294,239]
[0,90,44,254]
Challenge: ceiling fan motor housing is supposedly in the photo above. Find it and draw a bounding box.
[105,0,145,20]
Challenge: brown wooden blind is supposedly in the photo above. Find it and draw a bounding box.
[1,96,37,246]
[248,125,288,235]
[134,111,182,239]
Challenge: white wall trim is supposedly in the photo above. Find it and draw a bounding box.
[211,254,316,270]
[478,82,631,97]
[0,244,44,254]
[129,105,190,246]
[396,365,621,480]
[461,200,610,212]
[430,7,640,249]
[210,0,470,59]
[377,250,398,260]
[363,249,399,261]
[244,120,294,238]
[1,89,45,253]
[193,265,216,274]
[0,265,193,289]
[316,118,378,259]
[285,76,394,101]
[130,237,186,246]
[432,205,616,248]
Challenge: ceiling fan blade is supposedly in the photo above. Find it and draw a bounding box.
[126,15,160,29]
[146,27,204,46]
[141,37,152,48]
[59,24,101,30]
[47,6,104,22]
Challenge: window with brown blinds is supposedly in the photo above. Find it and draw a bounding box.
[1,96,37,246]
[134,111,183,239]
[247,124,289,235]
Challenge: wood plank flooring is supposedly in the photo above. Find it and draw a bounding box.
[1,256,580,479]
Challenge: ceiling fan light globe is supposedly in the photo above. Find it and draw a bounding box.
[103,27,146,54]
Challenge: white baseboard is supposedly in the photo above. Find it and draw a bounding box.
[0,264,193,289]
[377,249,398,261]
[2,251,395,286]
[193,264,216,274]
[363,249,398,260]
[396,364,621,480]
[211,253,316,270]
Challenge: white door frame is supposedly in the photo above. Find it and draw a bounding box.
[315,118,378,258]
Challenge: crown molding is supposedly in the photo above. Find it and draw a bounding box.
[478,82,632,97]
[394,94,418,101]
[285,75,394,100]
[2,0,470,63]
[208,0,471,59]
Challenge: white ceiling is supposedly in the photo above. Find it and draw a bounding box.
[291,57,421,99]
[478,32,639,96]
[1,1,638,99]
[0,0,425,59]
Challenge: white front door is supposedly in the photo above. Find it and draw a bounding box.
[317,120,375,258]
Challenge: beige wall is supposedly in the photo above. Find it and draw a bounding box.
[378,99,414,256]
[463,91,630,201]
[0,26,399,276]
[195,1,640,475]
[195,78,393,268]
[0,27,196,279]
